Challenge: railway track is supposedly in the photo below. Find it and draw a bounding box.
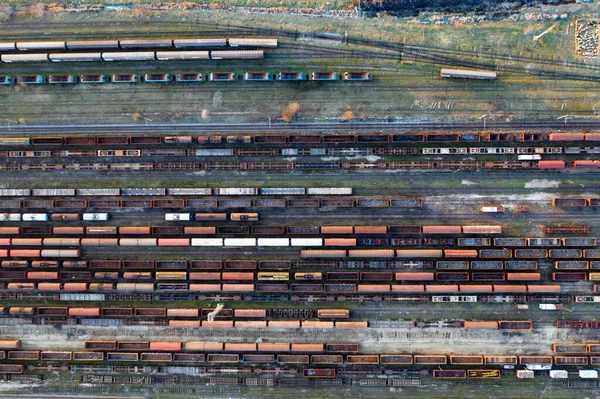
[6,105,600,123]
[3,21,600,75]
[225,24,600,75]
[1,28,599,123]
[3,120,600,135]
[264,213,600,222]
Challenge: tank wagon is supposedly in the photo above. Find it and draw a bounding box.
[0,186,351,196]
[440,68,497,80]
[0,50,265,63]
[0,38,276,52]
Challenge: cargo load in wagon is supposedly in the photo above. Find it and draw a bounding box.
[481,206,504,213]
[540,304,564,310]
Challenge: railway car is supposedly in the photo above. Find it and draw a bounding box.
[208,72,237,82]
[83,213,109,221]
[211,50,264,60]
[66,40,119,50]
[317,309,350,319]
[380,354,413,365]
[17,75,45,85]
[414,355,447,365]
[0,138,30,146]
[165,213,192,221]
[0,43,15,51]
[244,72,273,81]
[176,73,204,82]
[228,38,278,48]
[433,370,467,379]
[112,74,138,83]
[257,272,289,281]
[119,39,173,49]
[80,74,108,83]
[156,51,209,61]
[144,73,173,83]
[553,344,588,353]
[440,68,497,80]
[102,52,155,61]
[343,72,371,81]
[174,38,227,48]
[22,214,49,222]
[16,41,66,51]
[303,368,336,378]
[309,72,338,81]
[230,213,259,221]
[552,272,587,281]
[2,54,47,63]
[49,53,102,62]
[276,72,306,81]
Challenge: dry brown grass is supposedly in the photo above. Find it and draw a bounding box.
[282,102,301,123]
[340,110,354,122]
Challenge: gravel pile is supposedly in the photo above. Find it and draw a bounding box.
[576,20,599,57]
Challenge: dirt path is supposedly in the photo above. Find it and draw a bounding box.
[5,324,599,356]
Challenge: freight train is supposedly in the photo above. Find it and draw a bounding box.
[0,258,594,276]
[0,132,598,147]
[439,68,497,80]
[1,226,597,245]
[0,37,278,63]
[0,187,351,196]
[0,160,595,172]
[10,238,580,252]
[1,305,341,321]
[0,50,264,64]
[0,281,564,294]
[3,145,600,160]
[0,197,413,211]
[2,71,368,85]
[0,341,598,371]
[299,248,600,259]
[0,38,278,53]
[5,243,592,258]
[0,258,565,271]
[0,270,571,293]
[0,270,554,283]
